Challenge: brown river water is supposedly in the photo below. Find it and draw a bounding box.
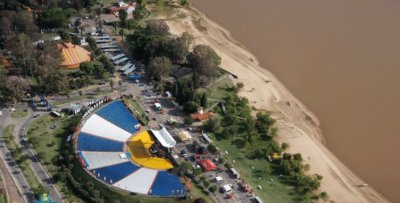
[192,0,400,201]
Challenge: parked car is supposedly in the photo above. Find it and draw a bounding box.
[180,149,187,157]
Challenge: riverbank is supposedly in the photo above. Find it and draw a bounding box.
[160,3,389,202]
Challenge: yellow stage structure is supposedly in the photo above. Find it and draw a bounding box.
[127,131,173,170]
[57,42,91,69]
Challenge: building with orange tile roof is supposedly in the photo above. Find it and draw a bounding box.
[57,42,91,69]
[190,107,213,122]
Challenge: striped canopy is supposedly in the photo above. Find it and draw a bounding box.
[57,42,91,69]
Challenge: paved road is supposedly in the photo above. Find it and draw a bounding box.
[0,109,33,203]
[18,107,64,203]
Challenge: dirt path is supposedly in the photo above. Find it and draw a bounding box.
[0,157,24,203]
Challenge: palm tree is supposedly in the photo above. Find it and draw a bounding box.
[109,80,114,90]
[119,29,125,42]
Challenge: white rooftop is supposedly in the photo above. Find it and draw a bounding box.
[150,127,176,148]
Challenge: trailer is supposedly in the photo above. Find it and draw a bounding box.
[114,57,129,65]
[111,54,125,61]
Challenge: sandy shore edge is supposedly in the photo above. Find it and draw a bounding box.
[159,3,388,203]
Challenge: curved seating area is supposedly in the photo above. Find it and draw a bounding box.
[77,132,124,152]
[76,100,186,197]
[96,101,140,134]
[149,171,187,196]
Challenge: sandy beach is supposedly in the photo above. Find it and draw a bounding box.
[159,3,389,203]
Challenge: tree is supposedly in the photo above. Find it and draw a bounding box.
[109,80,114,90]
[125,19,136,34]
[207,144,217,154]
[281,142,289,151]
[236,82,244,90]
[187,44,221,80]
[183,101,198,113]
[96,87,101,95]
[166,32,193,64]
[147,56,172,80]
[118,10,128,27]
[194,198,207,203]
[180,0,188,6]
[200,93,208,108]
[144,21,170,36]
[119,29,125,42]
[320,191,329,201]
[79,61,94,74]
[37,8,68,28]
[204,116,221,133]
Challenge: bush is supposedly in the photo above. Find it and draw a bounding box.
[203,180,210,188]
[194,198,207,203]
[209,185,217,193]
[184,117,194,125]
[224,163,232,169]
[184,101,198,113]
[207,144,217,154]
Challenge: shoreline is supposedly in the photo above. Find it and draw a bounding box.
[161,3,389,202]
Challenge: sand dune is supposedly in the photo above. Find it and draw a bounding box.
[161,4,389,203]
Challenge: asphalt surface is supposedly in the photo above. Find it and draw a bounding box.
[0,109,33,203]
[18,108,64,203]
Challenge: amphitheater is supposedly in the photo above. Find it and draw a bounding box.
[74,100,186,197]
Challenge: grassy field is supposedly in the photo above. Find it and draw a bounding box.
[207,133,302,202]
[10,109,29,118]
[202,76,235,101]
[26,114,83,202]
[124,97,149,125]
[203,76,303,202]
[189,184,214,203]
[3,125,42,192]
[0,195,5,203]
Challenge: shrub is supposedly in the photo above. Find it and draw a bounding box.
[207,144,217,154]
[209,185,217,193]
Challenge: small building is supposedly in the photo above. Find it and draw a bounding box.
[68,104,82,115]
[190,107,213,122]
[105,1,136,15]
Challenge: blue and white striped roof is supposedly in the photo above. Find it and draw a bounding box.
[76,101,186,197]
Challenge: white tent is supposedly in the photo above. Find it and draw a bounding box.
[150,127,176,148]
[177,131,192,142]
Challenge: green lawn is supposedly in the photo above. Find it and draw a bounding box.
[11,109,29,118]
[124,97,149,125]
[26,114,83,202]
[202,76,235,101]
[3,125,42,192]
[207,133,302,203]
[189,183,214,203]
[0,194,6,203]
